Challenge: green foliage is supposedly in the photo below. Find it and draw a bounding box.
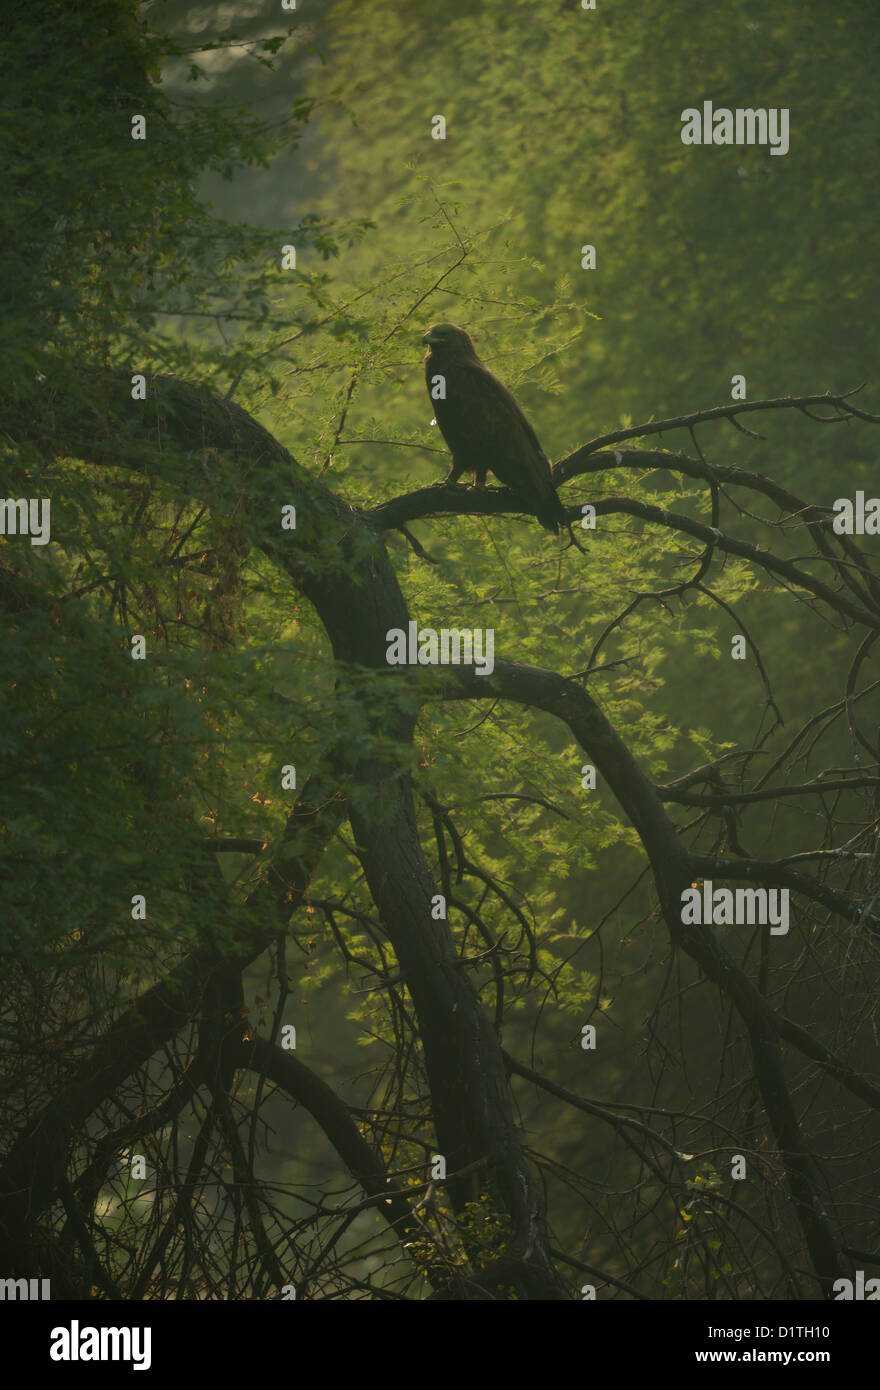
[0,0,369,393]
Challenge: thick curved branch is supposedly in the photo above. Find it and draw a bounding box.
[428,658,855,1293]
[659,776,880,806]
[234,1036,418,1244]
[558,388,879,458]
[690,853,880,938]
[373,483,880,631]
[0,776,345,1275]
[6,370,568,1298]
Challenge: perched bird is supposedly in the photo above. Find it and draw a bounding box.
[422,323,567,534]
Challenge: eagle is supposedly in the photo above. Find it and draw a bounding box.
[422,323,567,534]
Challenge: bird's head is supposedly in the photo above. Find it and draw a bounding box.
[422,323,477,358]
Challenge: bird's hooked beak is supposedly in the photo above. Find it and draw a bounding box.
[422,330,438,345]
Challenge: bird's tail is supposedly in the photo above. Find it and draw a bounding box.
[537,483,567,535]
